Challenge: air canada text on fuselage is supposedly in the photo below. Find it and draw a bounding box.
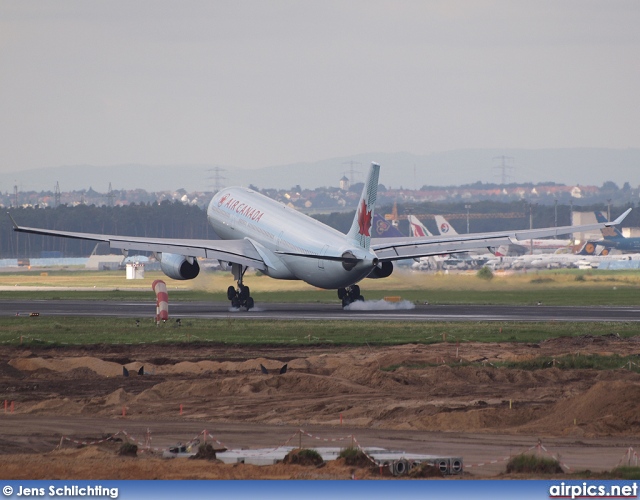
[218,194,264,222]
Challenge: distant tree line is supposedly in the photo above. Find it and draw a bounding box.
[2,200,638,258]
[314,200,640,237]
[2,202,211,258]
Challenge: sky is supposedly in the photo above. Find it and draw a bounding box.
[1,1,639,188]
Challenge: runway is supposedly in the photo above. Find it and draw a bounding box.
[1,299,639,322]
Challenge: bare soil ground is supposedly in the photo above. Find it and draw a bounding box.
[2,335,640,479]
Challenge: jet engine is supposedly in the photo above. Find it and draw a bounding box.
[366,261,393,279]
[159,253,200,280]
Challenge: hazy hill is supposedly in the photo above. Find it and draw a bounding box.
[2,148,639,193]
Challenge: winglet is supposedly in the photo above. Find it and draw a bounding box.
[7,212,19,230]
[609,208,632,226]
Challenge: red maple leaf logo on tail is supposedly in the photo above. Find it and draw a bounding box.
[357,199,372,237]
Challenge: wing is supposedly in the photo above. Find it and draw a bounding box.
[9,216,266,270]
[372,208,632,261]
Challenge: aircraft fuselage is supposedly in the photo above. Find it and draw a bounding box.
[207,187,378,289]
[603,238,640,252]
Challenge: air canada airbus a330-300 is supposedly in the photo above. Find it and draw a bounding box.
[10,164,631,309]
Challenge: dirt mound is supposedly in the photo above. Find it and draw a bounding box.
[0,360,27,379]
[519,379,640,436]
[25,398,85,415]
[337,449,372,468]
[541,333,624,349]
[118,443,138,457]
[0,452,373,480]
[9,357,123,377]
[192,444,217,460]
[4,338,640,444]
[103,388,131,406]
[283,449,324,466]
[5,336,640,479]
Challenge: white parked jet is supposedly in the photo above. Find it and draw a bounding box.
[432,214,509,259]
[9,163,631,309]
[434,214,570,255]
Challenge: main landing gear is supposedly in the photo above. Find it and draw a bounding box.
[227,264,254,310]
[338,285,364,308]
[227,283,254,310]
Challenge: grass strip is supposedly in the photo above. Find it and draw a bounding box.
[0,317,636,347]
[2,286,640,305]
[1,268,640,305]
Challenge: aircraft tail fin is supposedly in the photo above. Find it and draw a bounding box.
[408,215,432,237]
[493,244,510,257]
[578,240,614,256]
[372,214,405,238]
[346,162,380,248]
[434,215,459,236]
[595,211,624,239]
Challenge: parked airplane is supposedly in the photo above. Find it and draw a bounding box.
[489,252,640,271]
[9,164,631,309]
[434,214,570,254]
[577,211,640,255]
[410,214,489,269]
[582,211,640,253]
[406,215,446,270]
[433,214,517,257]
[513,237,572,253]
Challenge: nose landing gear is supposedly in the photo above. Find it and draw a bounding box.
[338,285,364,308]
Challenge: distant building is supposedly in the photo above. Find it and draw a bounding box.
[339,175,349,191]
